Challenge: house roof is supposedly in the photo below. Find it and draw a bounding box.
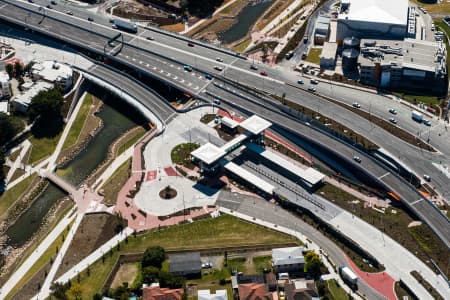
[238,283,273,300]
[338,0,408,26]
[143,285,183,300]
[198,289,228,300]
[284,281,318,300]
[272,247,304,266]
[168,252,201,273]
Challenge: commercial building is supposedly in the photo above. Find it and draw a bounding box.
[198,289,227,300]
[336,0,409,42]
[168,252,201,276]
[272,247,305,274]
[11,81,53,112]
[359,38,446,92]
[31,60,73,90]
[320,42,338,69]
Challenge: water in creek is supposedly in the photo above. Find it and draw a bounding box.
[6,182,66,248]
[219,0,274,44]
[56,102,137,186]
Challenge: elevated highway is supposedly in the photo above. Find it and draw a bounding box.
[1,0,449,249]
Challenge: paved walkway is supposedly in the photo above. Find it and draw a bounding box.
[5,140,31,184]
[0,209,77,298]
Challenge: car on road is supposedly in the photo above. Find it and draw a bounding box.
[389,117,397,124]
[250,64,258,70]
[187,42,194,47]
[216,57,223,62]
[307,86,316,92]
[352,102,361,108]
[66,10,73,15]
[260,71,268,76]
[28,0,34,2]
[423,119,431,126]
[423,174,431,182]
[205,73,212,80]
[214,99,221,105]
[310,79,319,84]
[88,17,94,22]
[297,79,304,84]
[285,50,294,60]
[389,108,397,114]
[146,36,154,40]
[214,66,223,71]
[183,65,192,72]
[353,156,361,163]
[46,4,52,9]
[50,0,57,5]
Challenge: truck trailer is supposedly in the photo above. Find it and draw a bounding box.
[338,266,358,289]
[411,110,423,122]
[112,19,138,33]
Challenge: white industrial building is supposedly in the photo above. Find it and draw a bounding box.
[31,60,73,90]
[337,0,409,42]
[11,81,53,112]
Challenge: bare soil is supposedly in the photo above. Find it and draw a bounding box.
[10,261,51,300]
[110,262,139,289]
[55,213,127,278]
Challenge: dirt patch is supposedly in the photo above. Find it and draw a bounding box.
[110,262,139,289]
[110,1,178,26]
[161,22,185,32]
[55,213,127,278]
[10,261,52,300]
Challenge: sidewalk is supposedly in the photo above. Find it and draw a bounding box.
[0,209,77,298]
[5,140,31,184]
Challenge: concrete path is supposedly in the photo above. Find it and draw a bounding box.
[5,140,31,184]
[35,213,84,300]
[0,209,77,298]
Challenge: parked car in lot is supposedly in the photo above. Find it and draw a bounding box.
[308,86,316,92]
[353,156,361,163]
[297,79,304,84]
[352,102,361,108]
[389,108,397,114]
[389,117,397,124]
[260,71,268,76]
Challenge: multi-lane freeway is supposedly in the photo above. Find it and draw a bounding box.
[1,0,449,250]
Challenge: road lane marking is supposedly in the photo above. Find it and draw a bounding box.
[378,172,390,180]
[410,199,423,206]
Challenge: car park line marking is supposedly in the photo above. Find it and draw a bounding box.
[378,172,390,180]
[410,199,424,206]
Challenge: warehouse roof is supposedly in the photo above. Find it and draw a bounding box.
[191,143,226,165]
[240,115,272,135]
[339,0,408,26]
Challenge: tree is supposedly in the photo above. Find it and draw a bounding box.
[304,251,322,277]
[142,266,160,284]
[5,64,13,78]
[184,0,224,18]
[28,88,64,137]
[141,246,165,269]
[69,284,83,300]
[50,282,70,300]
[0,147,5,184]
[0,113,24,145]
[93,293,102,300]
[158,271,185,289]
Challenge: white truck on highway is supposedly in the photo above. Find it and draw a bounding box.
[338,266,358,289]
[412,110,423,122]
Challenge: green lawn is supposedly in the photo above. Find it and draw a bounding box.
[393,92,440,106]
[0,174,37,221]
[171,143,200,169]
[327,279,349,300]
[61,93,93,151]
[305,48,322,65]
[232,39,251,53]
[117,127,147,156]
[101,158,131,206]
[71,214,298,299]
[28,132,63,165]
[252,255,272,273]
[5,219,74,300]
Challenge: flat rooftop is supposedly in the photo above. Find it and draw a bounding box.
[13,81,53,106]
[32,60,72,82]
[191,143,226,165]
[321,42,338,60]
[221,116,239,129]
[403,38,443,73]
[338,0,408,26]
[240,115,272,135]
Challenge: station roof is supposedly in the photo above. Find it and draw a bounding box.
[245,143,325,186]
[338,0,408,26]
[191,143,226,165]
[223,161,275,195]
[221,116,239,129]
[240,115,272,135]
[220,134,248,153]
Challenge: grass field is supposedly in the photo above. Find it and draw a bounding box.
[101,158,131,206]
[305,48,322,65]
[327,279,349,300]
[28,132,63,165]
[393,92,440,106]
[116,127,147,156]
[412,0,450,14]
[5,219,74,299]
[61,93,93,151]
[171,143,200,169]
[70,214,298,299]
[0,174,37,221]
[232,39,251,53]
